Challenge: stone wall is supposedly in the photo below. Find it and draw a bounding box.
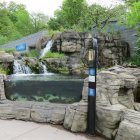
[44,32,129,75]
[0,51,14,74]
[47,32,92,75]
[82,66,140,139]
[98,36,129,67]
[0,66,140,140]
[0,74,87,132]
[0,75,6,100]
[120,28,136,55]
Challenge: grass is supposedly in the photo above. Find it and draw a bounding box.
[43,51,65,59]
[22,50,39,58]
[0,48,16,53]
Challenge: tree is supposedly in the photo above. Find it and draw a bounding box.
[126,1,140,27]
[0,8,19,44]
[0,1,49,45]
[123,0,139,6]
[124,1,140,66]
[31,12,48,32]
[72,4,126,32]
[47,0,126,32]
[47,0,87,30]
[61,0,87,27]
[47,9,68,30]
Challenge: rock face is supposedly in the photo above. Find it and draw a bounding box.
[63,101,87,132]
[96,104,126,139]
[0,100,67,124]
[44,57,69,74]
[44,32,129,75]
[0,75,6,100]
[98,38,129,67]
[0,51,14,74]
[0,66,140,140]
[31,102,66,124]
[47,32,92,75]
[0,51,14,63]
[115,110,140,140]
[82,66,140,139]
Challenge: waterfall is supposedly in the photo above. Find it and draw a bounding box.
[40,62,48,74]
[13,40,54,75]
[40,40,53,58]
[13,60,32,74]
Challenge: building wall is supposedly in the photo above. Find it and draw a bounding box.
[120,28,137,54]
[93,21,137,55]
[0,30,47,51]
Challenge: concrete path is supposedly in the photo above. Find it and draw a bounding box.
[0,119,106,140]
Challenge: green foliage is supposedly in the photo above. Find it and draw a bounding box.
[126,2,140,27]
[127,29,140,67]
[124,0,139,6]
[43,51,65,59]
[48,29,65,37]
[31,12,48,32]
[47,0,87,30]
[0,64,11,75]
[0,1,48,45]
[0,65,7,74]
[0,35,8,45]
[61,0,87,27]
[124,1,140,67]
[128,54,140,67]
[48,0,126,32]
[0,48,15,53]
[22,50,39,58]
[57,67,69,75]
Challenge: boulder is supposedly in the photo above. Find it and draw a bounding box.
[13,101,33,121]
[31,102,67,124]
[0,51,14,63]
[0,75,6,100]
[81,66,140,139]
[96,104,126,139]
[63,101,87,132]
[115,110,140,140]
[0,103,15,119]
[61,41,81,52]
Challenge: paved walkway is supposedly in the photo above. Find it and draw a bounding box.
[0,119,106,140]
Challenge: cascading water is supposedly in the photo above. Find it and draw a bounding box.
[39,62,48,74]
[13,60,32,74]
[13,40,54,75]
[40,40,53,58]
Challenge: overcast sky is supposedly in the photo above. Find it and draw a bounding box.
[1,0,124,17]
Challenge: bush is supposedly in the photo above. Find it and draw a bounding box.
[128,53,140,67]
[43,51,65,59]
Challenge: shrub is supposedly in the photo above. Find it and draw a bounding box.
[128,53,140,67]
[43,51,65,59]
